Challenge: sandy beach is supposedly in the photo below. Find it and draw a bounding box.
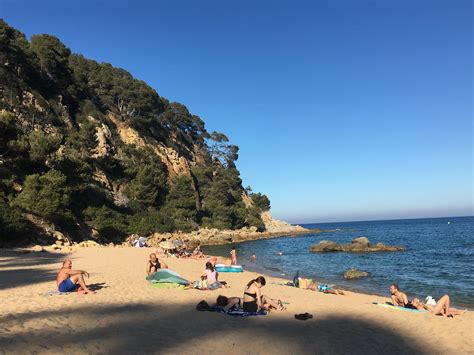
[0,247,472,354]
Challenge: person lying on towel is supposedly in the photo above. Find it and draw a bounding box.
[56,259,94,294]
[147,253,168,275]
[215,295,242,311]
[410,295,466,317]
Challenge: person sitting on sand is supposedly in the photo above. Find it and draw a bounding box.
[215,295,242,311]
[243,276,285,312]
[410,295,467,317]
[146,253,168,275]
[201,262,224,290]
[192,244,205,259]
[230,246,237,265]
[56,259,94,294]
[389,283,409,307]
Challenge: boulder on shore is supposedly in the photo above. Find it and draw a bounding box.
[76,240,101,248]
[310,237,405,253]
[344,268,369,280]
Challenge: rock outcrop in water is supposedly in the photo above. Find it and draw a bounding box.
[309,237,406,253]
[344,268,370,279]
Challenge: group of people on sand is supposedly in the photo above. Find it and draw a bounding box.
[160,244,207,259]
[389,283,466,317]
[213,276,286,313]
[55,252,467,319]
[145,251,227,290]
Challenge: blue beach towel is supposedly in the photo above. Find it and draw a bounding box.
[209,306,267,317]
[215,264,244,273]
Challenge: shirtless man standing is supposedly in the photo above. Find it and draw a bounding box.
[389,283,409,306]
[56,259,94,294]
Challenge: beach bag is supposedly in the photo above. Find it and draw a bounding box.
[298,278,310,289]
[196,300,211,311]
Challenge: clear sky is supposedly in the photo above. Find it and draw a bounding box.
[2,0,472,223]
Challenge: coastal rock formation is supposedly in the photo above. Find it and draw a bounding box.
[106,112,191,177]
[261,211,307,234]
[310,237,405,253]
[91,120,112,158]
[143,214,310,247]
[344,268,370,279]
[352,237,370,247]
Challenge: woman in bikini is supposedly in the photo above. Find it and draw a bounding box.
[411,295,467,317]
[146,253,168,275]
[242,276,285,312]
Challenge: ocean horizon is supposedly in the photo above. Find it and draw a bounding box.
[288,214,474,226]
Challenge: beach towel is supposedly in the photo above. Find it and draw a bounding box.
[209,306,267,317]
[374,302,425,313]
[146,269,190,285]
[215,264,243,273]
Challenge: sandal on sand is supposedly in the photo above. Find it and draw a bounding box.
[278,300,287,311]
[295,313,313,320]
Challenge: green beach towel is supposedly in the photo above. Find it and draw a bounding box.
[146,269,190,285]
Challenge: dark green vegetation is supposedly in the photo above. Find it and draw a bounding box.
[0,20,270,245]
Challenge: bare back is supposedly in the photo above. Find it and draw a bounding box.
[56,267,70,286]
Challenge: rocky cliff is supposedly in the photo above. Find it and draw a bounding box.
[0,20,305,247]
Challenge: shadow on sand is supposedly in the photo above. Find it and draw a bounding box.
[0,302,433,354]
[87,282,108,291]
[0,250,64,290]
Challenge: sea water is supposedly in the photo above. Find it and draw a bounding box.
[203,216,474,308]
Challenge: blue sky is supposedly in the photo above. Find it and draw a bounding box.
[2,0,472,223]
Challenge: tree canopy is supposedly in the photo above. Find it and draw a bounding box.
[0,20,271,245]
